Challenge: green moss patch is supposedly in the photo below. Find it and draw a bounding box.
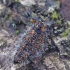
[51,11,60,20]
[57,20,61,25]
[61,29,70,37]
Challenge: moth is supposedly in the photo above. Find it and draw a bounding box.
[13,21,59,67]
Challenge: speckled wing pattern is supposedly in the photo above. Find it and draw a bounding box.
[14,22,47,64]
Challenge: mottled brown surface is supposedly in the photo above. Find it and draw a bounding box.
[60,0,70,20]
[14,22,47,64]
